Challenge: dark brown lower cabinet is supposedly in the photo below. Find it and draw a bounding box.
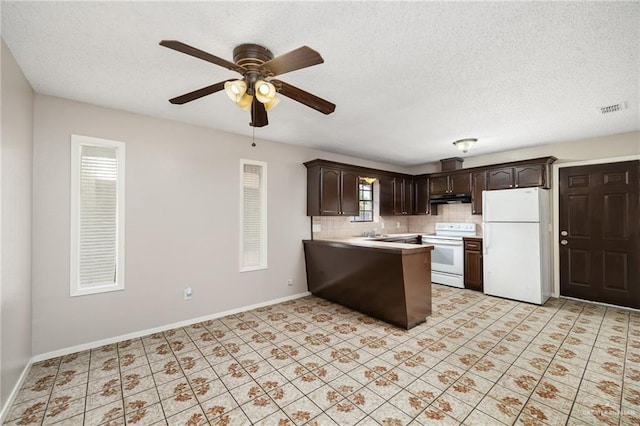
[464,238,483,291]
[303,239,433,329]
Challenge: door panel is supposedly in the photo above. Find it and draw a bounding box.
[471,171,485,215]
[603,193,628,239]
[482,187,543,222]
[568,194,590,237]
[340,171,360,216]
[568,249,589,285]
[487,168,513,190]
[450,172,471,193]
[483,222,543,303]
[402,179,413,214]
[559,160,639,309]
[378,177,394,216]
[414,178,430,215]
[429,176,449,195]
[392,179,402,215]
[603,251,627,291]
[514,165,544,188]
[320,167,341,215]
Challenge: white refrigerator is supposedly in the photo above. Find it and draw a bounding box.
[482,187,552,305]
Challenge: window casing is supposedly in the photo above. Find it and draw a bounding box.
[240,159,267,272]
[352,179,374,222]
[70,135,125,296]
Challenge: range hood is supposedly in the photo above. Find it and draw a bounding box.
[430,193,472,204]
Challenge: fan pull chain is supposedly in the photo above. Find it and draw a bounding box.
[251,126,256,147]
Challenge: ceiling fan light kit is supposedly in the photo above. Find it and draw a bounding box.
[255,80,276,103]
[453,138,478,153]
[160,40,336,127]
[264,96,280,111]
[224,80,247,102]
[236,93,253,111]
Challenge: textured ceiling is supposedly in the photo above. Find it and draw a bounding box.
[2,1,639,166]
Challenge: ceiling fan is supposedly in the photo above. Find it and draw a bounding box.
[159,40,336,127]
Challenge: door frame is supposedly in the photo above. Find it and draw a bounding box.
[551,154,640,298]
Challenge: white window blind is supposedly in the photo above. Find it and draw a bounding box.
[71,135,125,296]
[240,159,267,271]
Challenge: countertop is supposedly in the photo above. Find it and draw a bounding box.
[306,234,432,253]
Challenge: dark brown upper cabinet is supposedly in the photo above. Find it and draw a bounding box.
[304,156,556,217]
[305,161,359,216]
[379,176,414,216]
[471,171,486,215]
[429,171,471,196]
[414,177,437,215]
[487,163,548,190]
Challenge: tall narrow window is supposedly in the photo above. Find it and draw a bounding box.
[240,159,267,271]
[70,135,125,296]
[352,179,374,222]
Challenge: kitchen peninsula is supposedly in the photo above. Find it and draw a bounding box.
[303,237,433,329]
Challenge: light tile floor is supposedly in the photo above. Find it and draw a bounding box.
[4,284,640,425]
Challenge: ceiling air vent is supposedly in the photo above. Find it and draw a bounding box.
[599,102,627,114]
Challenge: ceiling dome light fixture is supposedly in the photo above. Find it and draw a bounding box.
[453,138,478,153]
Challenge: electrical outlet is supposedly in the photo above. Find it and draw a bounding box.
[396,222,400,228]
[380,222,384,229]
[312,223,321,232]
[184,287,192,300]
[287,279,294,286]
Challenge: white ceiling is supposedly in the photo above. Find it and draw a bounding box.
[2,1,639,166]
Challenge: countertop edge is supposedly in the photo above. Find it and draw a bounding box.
[303,238,434,254]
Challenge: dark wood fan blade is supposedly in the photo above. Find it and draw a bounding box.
[272,79,336,115]
[250,98,268,127]
[168,80,232,104]
[160,40,246,74]
[260,46,324,77]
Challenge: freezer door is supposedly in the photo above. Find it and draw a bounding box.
[483,187,543,222]
[483,222,545,304]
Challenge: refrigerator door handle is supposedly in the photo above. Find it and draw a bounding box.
[484,223,489,255]
[482,191,488,221]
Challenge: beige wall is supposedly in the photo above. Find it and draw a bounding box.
[1,40,34,411]
[409,131,640,174]
[31,95,407,355]
[313,132,639,239]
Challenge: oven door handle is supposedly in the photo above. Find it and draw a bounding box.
[422,239,463,246]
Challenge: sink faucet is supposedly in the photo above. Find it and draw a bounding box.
[363,229,378,237]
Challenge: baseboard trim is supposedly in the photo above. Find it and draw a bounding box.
[0,358,33,423]
[560,295,640,313]
[32,291,311,363]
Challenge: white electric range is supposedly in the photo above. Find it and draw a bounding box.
[421,222,477,288]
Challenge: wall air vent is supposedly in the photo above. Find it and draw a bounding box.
[599,102,627,114]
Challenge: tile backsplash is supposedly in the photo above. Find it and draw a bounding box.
[311,216,410,239]
[409,204,483,236]
[311,204,482,239]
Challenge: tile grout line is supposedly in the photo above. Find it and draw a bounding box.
[6,288,638,426]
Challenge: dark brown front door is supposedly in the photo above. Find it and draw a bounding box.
[559,160,640,309]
